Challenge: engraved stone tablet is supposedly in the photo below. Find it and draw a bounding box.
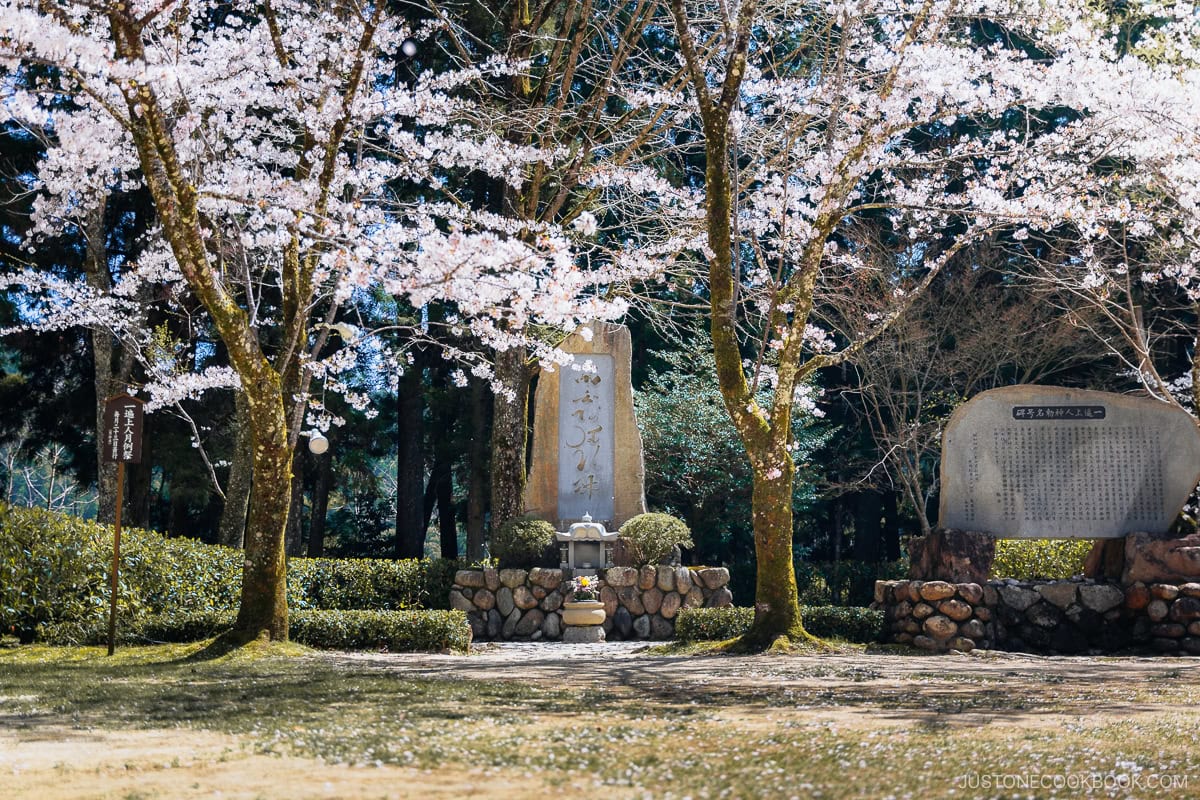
[557,354,615,521]
[939,386,1200,538]
[524,322,647,528]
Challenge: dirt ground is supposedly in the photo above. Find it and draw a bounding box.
[4,643,1199,799]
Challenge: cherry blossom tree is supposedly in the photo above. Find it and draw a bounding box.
[1018,6,1200,418]
[411,0,692,547]
[0,0,637,642]
[661,0,1192,644]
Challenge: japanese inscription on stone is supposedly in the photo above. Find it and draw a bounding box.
[940,386,1200,538]
[524,321,646,528]
[557,355,615,521]
[102,394,145,464]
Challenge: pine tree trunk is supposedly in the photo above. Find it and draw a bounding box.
[307,451,332,558]
[218,391,253,548]
[465,377,489,560]
[489,346,530,531]
[232,384,291,642]
[395,360,426,558]
[883,491,901,561]
[83,199,120,525]
[435,456,457,559]
[852,491,883,562]
[285,447,305,557]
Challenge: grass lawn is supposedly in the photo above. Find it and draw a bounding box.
[2,640,1199,798]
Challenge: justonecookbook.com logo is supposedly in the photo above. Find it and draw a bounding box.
[953,772,1188,792]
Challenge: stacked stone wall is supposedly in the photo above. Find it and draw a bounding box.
[451,566,732,641]
[874,578,1200,655]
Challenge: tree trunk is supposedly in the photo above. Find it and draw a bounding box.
[307,451,332,558]
[465,377,488,560]
[748,460,807,643]
[82,199,120,525]
[218,390,253,548]
[489,345,530,531]
[285,446,305,557]
[167,483,188,537]
[883,491,902,561]
[233,383,291,642]
[852,491,883,562]
[395,360,426,558]
[436,462,456,559]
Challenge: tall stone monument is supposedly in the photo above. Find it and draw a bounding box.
[939,385,1200,538]
[524,322,647,529]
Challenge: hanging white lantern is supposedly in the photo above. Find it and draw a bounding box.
[308,432,329,455]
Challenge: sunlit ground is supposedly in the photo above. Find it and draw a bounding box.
[2,640,1198,799]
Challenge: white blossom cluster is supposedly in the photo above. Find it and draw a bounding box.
[0,0,678,417]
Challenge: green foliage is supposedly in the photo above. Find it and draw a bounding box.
[288,558,426,611]
[674,606,755,641]
[0,505,477,643]
[992,539,1092,580]
[290,609,471,653]
[800,606,885,642]
[794,559,909,607]
[0,504,242,642]
[0,504,103,642]
[618,512,694,566]
[490,515,557,568]
[44,608,471,652]
[635,339,831,584]
[676,605,884,643]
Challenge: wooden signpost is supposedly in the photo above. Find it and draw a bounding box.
[101,394,145,656]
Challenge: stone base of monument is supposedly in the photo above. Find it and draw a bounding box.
[562,625,605,643]
[1084,538,1126,580]
[1123,532,1200,584]
[875,578,1200,655]
[907,529,996,583]
[451,565,733,641]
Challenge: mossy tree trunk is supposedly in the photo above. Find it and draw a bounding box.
[489,345,531,531]
[218,391,254,549]
[668,0,810,644]
[106,5,384,642]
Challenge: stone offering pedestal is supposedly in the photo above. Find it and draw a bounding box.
[562,624,606,644]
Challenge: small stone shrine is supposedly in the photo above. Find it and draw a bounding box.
[524,321,647,529]
[940,385,1200,539]
[556,513,619,574]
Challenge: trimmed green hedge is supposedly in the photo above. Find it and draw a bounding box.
[675,606,753,641]
[801,606,886,642]
[675,606,884,643]
[288,558,426,611]
[45,608,472,652]
[0,505,477,643]
[992,538,1091,580]
[291,609,471,652]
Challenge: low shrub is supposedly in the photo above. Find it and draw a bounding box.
[290,609,471,652]
[288,558,426,611]
[45,608,472,652]
[674,607,754,641]
[618,512,694,566]
[800,606,885,642]
[43,610,236,645]
[490,516,557,568]
[0,505,485,642]
[0,505,241,642]
[675,605,884,643]
[992,538,1092,580]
